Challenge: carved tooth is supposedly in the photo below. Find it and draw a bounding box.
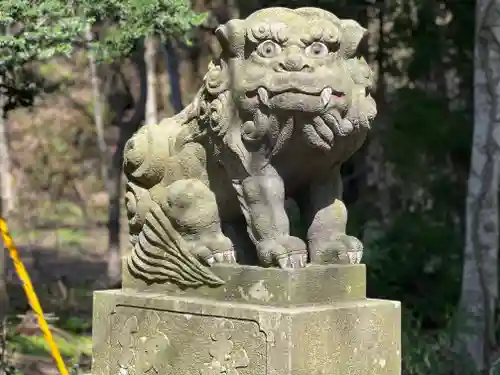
[320,87,333,107]
[257,87,270,106]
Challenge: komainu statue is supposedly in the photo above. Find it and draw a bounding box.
[123,7,377,287]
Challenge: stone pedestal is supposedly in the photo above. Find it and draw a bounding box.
[91,264,401,375]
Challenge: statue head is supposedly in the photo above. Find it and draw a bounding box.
[199,7,377,152]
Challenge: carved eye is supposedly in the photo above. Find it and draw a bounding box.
[256,40,282,58]
[305,42,329,57]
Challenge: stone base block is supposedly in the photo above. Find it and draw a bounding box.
[122,263,367,307]
[92,289,401,375]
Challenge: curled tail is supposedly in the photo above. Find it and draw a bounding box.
[123,114,225,288]
[127,199,224,287]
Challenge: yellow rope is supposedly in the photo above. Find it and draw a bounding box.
[0,218,70,375]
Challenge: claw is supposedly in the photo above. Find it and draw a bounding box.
[290,253,306,268]
[213,252,225,263]
[277,253,307,269]
[213,249,236,263]
[310,234,364,265]
[222,250,237,263]
[278,257,290,268]
[258,235,308,268]
[347,251,357,264]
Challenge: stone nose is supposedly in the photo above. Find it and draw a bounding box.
[279,56,305,71]
[278,47,311,72]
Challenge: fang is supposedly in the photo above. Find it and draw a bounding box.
[258,87,270,106]
[321,87,333,107]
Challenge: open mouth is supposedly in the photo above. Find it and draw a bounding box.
[255,86,344,109]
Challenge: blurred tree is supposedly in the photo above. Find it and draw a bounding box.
[0,73,6,321]
[162,38,184,113]
[0,2,87,218]
[144,36,158,126]
[86,24,108,198]
[83,0,205,285]
[0,0,90,319]
[457,0,500,372]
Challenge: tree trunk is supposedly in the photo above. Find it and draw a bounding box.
[0,243,6,320]
[86,24,108,192]
[162,39,184,114]
[0,84,14,215]
[457,0,500,372]
[106,51,147,287]
[106,138,125,287]
[0,74,8,320]
[362,1,392,243]
[145,36,158,125]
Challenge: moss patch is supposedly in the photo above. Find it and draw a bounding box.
[8,333,92,359]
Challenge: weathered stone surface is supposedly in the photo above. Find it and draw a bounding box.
[92,289,401,375]
[123,262,366,307]
[122,7,377,288]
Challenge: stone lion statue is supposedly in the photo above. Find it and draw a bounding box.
[123,7,377,286]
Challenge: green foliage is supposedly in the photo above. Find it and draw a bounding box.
[358,86,470,334]
[61,316,92,334]
[85,0,206,60]
[365,210,462,327]
[401,308,477,375]
[0,0,205,108]
[236,0,365,19]
[8,332,92,359]
[0,0,89,68]
[0,0,88,112]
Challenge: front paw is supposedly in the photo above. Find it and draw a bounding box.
[189,233,236,265]
[309,234,363,265]
[257,235,308,269]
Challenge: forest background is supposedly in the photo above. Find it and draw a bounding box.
[0,0,495,374]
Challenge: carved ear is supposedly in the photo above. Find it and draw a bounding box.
[340,19,368,59]
[215,19,246,57]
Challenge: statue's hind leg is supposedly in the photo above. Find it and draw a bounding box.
[158,179,236,265]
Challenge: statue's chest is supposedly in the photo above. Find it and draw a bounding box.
[271,131,335,193]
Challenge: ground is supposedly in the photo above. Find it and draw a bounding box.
[3,202,129,375]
